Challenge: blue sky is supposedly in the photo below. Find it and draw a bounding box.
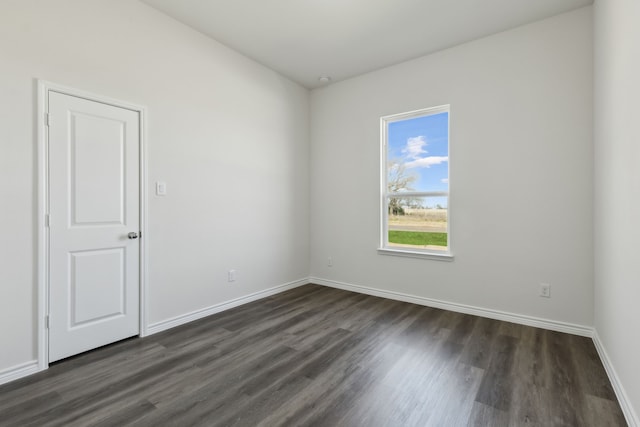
[388,111,449,207]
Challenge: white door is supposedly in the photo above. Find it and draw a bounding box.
[48,91,140,363]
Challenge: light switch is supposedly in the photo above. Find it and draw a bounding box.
[156,181,167,196]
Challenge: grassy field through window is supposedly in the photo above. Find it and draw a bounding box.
[387,207,448,250]
[388,230,447,246]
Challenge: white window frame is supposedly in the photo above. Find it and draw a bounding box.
[378,105,453,261]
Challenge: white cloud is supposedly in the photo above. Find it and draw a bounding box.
[405,156,449,169]
[400,135,448,169]
[402,136,427,159]
[441,178,449,184]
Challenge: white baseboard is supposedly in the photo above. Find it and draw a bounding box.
[593,331,639,427]
[0,360,40,386]
[309,277,593,337]
[146,278,309,335]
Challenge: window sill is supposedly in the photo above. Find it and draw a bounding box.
[377,248,454,262]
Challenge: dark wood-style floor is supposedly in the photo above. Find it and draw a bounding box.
[0,284,626,426]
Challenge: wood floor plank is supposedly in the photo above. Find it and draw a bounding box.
[423,362,485,426]
[473,334,518,411]
[0,391,63,427]
[130,346,300,426]
[507,326,552,426]
[397,305,447,344]
[583,393,628,427]
[340,382,415,427]
[445,311,478,346]
[88,400,156,427]
[467,401,510,427]
[216,374,313,427]
[459,317,502,369]
[15,339,226,426]
[335,345,418,426]
[508,382,552,426]
[545,329,590,426]
[568,334,619,401]
[0,285,626,426]
[240,329,352,397]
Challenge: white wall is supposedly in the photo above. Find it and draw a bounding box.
[0,0,309,373]
[594,0,640,423]
[310,8,594,326]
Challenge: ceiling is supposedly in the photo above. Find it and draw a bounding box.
[141,0,592,89]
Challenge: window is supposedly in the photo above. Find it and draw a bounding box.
[379,105,452,260]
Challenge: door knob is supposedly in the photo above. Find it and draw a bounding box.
[127,232,139,239]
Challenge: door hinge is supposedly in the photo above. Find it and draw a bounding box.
[45,214,50,228]
[45,315,50,329]
[45,113,51,127]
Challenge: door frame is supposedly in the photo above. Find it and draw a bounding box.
[37,80,149,370]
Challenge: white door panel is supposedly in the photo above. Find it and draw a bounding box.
[70,248,126,325]
[48,91,140,362]
[71,112,126,225]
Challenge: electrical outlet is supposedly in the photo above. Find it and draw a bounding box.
[539,283,551,298]
[228,270,236,282]
[327,257,333,267]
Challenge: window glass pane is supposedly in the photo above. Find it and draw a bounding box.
[387,112,449,193]
[387,196,448,251]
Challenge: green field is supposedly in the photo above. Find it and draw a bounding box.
[388,230,447,247]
